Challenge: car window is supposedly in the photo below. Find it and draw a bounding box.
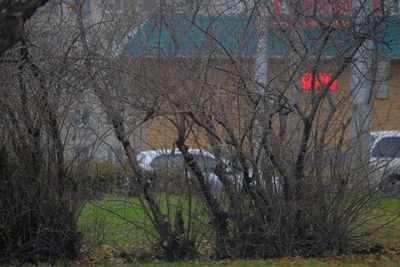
[150,154,216,172]
[372,137,400,158]
[150,154,185,170]
[193,155,216,173]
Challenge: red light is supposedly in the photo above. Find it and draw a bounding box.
[272,0,353,14]
[302,73,337,90]
[267,0,381,16]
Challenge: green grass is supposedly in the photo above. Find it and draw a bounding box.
[138,262,399,267]
[366,196,400,247]
[79,194,400,249]
[15,258,400,267]
[77,194,400,265]
[78,193,209,250]
[2,195,398,266]
[78,195,149,247]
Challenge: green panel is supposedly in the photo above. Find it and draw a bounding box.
[121,15,400,58]
[121,15,257,56]
[376,17,400,57]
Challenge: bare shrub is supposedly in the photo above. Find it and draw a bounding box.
[106,0,396,259]
[1,0,398,263]
[0,6,88,260]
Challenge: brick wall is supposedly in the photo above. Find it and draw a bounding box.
[140,57,400,151]
[372,59,400,131]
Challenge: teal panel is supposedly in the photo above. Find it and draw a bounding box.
[121,15,400,58]
[303,27,350,56]
[266,29,290,56]
[376,17,400,57]
[121,15,257,56]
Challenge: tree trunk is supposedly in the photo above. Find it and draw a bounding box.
[350,0,375,180]
[0,0,49,56]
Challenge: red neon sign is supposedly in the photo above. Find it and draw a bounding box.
[270,0,379,15]
[304,0,353,12]
[302,73,337,90]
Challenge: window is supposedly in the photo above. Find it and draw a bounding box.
[111,0,123,13]
[81,0,91,13]
[73,108,90,128]
[393,0,400,14]
[140,0,155,13]
[74,146,90,160]
[194,155,217,173]
[107,0,123,13]
[150,154,216,173]
[115,147,124,161]
[105,114,113,126]
[270,0,351,15]
[72,39,83,54]
[107,147,114,161]
[151,154,185,171]
[224,0,246,13]
[301,73,337,90]
[372,137,400,158]
[106,147,123,162]
[39,1,61,12]
[375,58,390,100]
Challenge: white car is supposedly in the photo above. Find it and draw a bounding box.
[136,149,226,193]
[136,149,282,194]
[370,131,400,193]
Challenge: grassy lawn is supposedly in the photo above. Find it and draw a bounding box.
[78,195,149,248]
[78,193,209,253]
[12,260,400,267]
[365,196,400,248]
[139,259,400,267]
[77,194,400,266]
[63,261,400,267]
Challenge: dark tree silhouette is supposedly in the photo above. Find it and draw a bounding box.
[0,0,49,56]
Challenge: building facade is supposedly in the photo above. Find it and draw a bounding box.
[31,0,400,159]
[118,5,400,152]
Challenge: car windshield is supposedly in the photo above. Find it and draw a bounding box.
[372,137,400,158]
[150,154,217,173]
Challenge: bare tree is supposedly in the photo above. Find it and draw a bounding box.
[0,0,50,56]
[0,1,100,259]
[350,0,376,173]
[1,0,397,263]
[112,0,394,258]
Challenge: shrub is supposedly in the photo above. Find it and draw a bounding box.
[0,146,81,261]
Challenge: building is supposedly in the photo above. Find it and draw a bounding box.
[115,2,400,153]
[34,0,149,162]
[28,0,400,161]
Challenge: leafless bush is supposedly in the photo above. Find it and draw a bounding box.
[102,0,396,259]
[0,6,89,260]
[1,0,398,263]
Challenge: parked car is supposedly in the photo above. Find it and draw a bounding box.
[136,149,224,193]
[370,131,400,193]
[136,149,282,194]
